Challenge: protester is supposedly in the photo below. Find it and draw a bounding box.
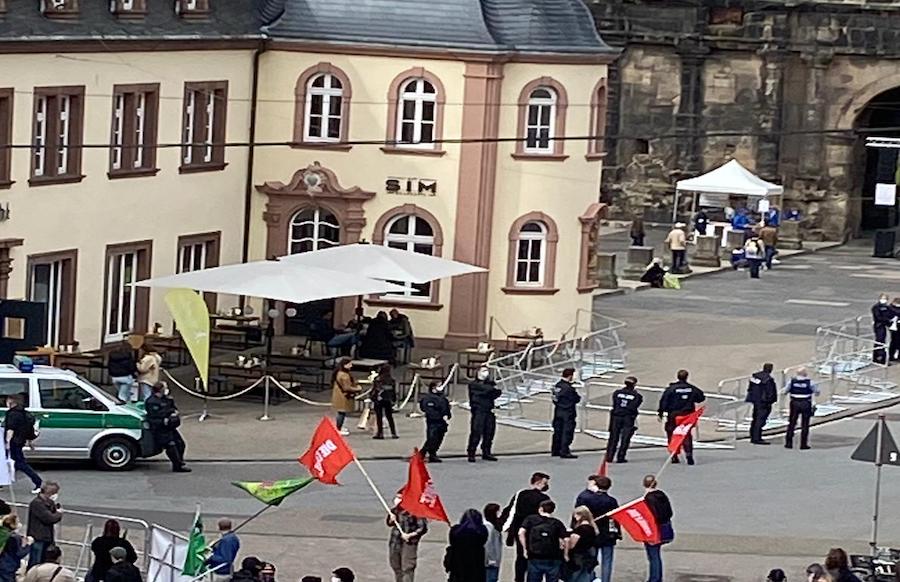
[872,293,893,364]
[566,506,598,582]
[444,509,488,582]
[606,376,643,463]
[574,476,618,582]
[259,563,275,582]
[551,368,580,459]
[387,490,428,582]
[88,520,137,582]
[890,297,900,363]
[27,482,61,569]
[136,345,162,401]
[104,547,141,582]
[0,514,32,582]
[500,472,551,582]
[107,344,138,403]
[419,381,451,463]
[759,222,778,269]
[330,358,361,436]
[658,370,706,464]
[640,258,666,289]
[482,504,503,582]
[145,382,190,472]
[467,367,502,463]
[518,500,568,582]
[643,475,673,582]
[630,215,645,247]
[743,236,765,279]
[746,363,778,445]
[784,367,819,450]
[693,209,709,236]
[23,545,75,582]
[824,548,861,582]
[766,568,786,582]
[206,518,240,582]
[664,223,688,274]
[806,563,830,582]
[331,568,355,582]
[372,364,399,440]
[4,393,42,493]
[231,557,263,582]
[359,311,395,362]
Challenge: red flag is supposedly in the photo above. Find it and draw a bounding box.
[298,417,355,485]
[667,406,705,454]
[609,499,660,544]
[597,457,608,478]
[398,449,450,523]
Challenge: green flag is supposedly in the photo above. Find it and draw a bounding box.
[232,476,315,506]
[182,508,207,577]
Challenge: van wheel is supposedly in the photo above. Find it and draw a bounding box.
[93,437,137,471]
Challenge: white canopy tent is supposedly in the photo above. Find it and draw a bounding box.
[673,159,784,221]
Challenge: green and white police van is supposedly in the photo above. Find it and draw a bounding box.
[0,364,156,471]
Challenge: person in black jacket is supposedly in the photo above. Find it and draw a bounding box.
[606,377,643,463]
[145,383,190,473]
[551,368,580,459]
[657,369,705,465]
[104,547,141,582]
[88,520,137,582]
[499,472,551,582]
[359,311,395,362]
[5,394,41,492]
[642,475,673,582]
[26,483,61,569]
[107,344,138,403]
[371,364,398,440]
[467,368,502,463]
[444,509,488,582]
[573,475,619,582]
[873,294,893,364]
[419,382,451,463]
[746,363,778,445]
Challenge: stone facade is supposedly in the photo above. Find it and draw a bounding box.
[592,0,900,239]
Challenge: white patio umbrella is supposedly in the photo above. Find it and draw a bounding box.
[278,243,485,283]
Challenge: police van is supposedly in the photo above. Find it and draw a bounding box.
[0,364,155,471]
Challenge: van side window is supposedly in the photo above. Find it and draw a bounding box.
[0,379,29,407]
[38,379,107,412]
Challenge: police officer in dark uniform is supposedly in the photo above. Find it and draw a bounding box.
[466,367,502,463]
[658,369,705,465]
[746,363,778,445]
[145,382,190,473]
[419,381,451,463]
[783,367,819,450]
[551,367,581,459]
[873,294,893,364]
[606,376,643,463]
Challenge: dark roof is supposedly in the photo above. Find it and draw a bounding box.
[263,0,614,54]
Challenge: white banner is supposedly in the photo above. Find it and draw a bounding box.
[875,183,897,206]
[148,528,192,582]
[0,446,14,486]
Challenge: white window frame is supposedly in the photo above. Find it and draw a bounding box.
[288,208,341,254]
[29,261,64,348]
[304,73,343,143]
[178,241,208,274]
[203,90,214,163]
[183,90,195,165]
[396,78,436,149]
[524,88,557,154]
[111,93,124,170]
[514,222,547,287]
[134,92,146,168]
[33,96,47,177]
[57,95,70,174]
[104,252,138,343]
[383,215,434,301]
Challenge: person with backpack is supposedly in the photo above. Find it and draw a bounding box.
[23,544,74,582]
[743,236,765,279]
[500,472,551,582]
[518,500,568,582]
[4,394,41,493]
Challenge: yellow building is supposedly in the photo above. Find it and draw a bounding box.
[0,0,615,351]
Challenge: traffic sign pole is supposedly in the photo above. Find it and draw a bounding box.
[871,414,884,556]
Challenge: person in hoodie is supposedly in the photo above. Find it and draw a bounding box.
[551,368,581,459]
[746,363,778,445]
[467,368,503,463]
[657,369,705,465]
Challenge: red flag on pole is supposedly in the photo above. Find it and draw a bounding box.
[667,406,705,454]
[399,449,450,523]
[597,457,608,478]
[298,417,355,485]
[609,498,660,544]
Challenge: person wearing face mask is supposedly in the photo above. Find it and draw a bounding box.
[419,382,451,463]
[467,368,503,463]
[606,376,643,463]
[145,382,190,473]
[26,482,61,569]
[889,297,900,363]
[783,367,819,450]
[872,293,893,364]
[0,514,32,582]
[331,568,354,582]
[386,490,428,582]
[573,476,619,582]
[499,472,551,582]
[551,368,581,459]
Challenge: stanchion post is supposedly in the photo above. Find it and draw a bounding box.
[259,376,272,421]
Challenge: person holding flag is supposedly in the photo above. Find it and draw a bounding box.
[386,489,428,582]
[642,475,673,582]
[573,476,619,582]
[657,370,705,465]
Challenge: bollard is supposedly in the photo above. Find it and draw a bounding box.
[692,235,721,267]
[779,221,803,250]
[259,376,272,421]
[622,246,654,279]
[596,253,619,289]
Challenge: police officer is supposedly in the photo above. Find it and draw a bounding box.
[466,367,502,463]
[658,369,705,465]
[873,293,893,364]
[606,376,643,463]
[419,381,451,463]
[145,382,190,473]
[551,367,580,459]
[783,367,819,450]
[746,363,778,445]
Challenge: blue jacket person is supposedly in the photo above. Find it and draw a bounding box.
[746,363,778,445]
[551,368,581,459]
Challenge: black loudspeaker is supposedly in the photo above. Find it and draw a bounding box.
[0,300,47,364]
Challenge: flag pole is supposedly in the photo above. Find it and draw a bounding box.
[352,456,408,535]
[231,505,273,535]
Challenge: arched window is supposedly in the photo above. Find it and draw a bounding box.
[384,214,435,299]
[524,88,557,153]
[505,212,559,293]
[588,79,608,158]
[288,207,340,254]
[396,78,437,147]
[515,221,548,286]
[304,73,344,142]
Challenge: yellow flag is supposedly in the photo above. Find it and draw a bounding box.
[164,289,210,391]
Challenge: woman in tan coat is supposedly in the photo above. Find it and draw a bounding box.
[331,357,360,436]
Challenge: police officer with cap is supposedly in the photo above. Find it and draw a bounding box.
[783,367,819,450]
[872,293,893,364]
[551,368,581,459]
[658,369,705,465]
[466,367,502,463]
[419,381,451,463]
[606,376,643,463]
[746,363,778,445]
